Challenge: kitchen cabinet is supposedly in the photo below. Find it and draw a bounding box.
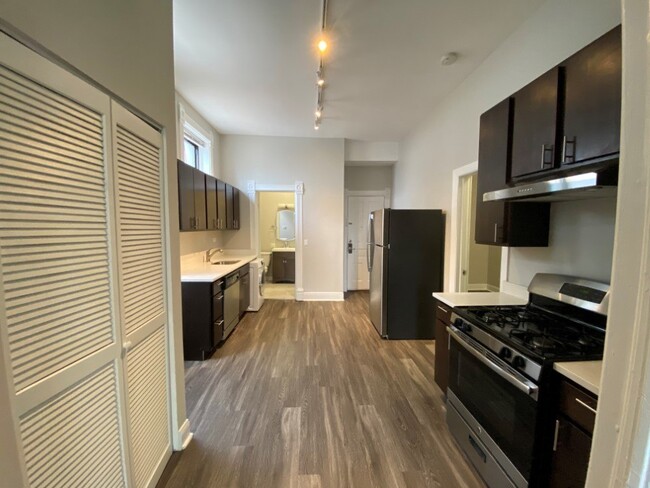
[434,301,451,394]
[239,265,250,317]
[272,251,295,283]
[206,175,218,230]
[476,99,550,246]
[548,378,598,488]
[217,179,227,230]
[181,279,225,360]
[561,26,621,168]
[225,184,241,230]
[509,26,621,182]
[177,159,207,231]
[510,68,561,180]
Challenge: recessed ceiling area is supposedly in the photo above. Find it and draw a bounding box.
[173,0,545,140]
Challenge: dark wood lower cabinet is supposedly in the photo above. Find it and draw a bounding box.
[239,266,250,317]
[181,279,224,360]
[548,377,598,488]
[272,252,295,283]
[434,301,452,394]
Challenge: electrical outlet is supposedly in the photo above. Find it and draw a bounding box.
[304,239,308,246]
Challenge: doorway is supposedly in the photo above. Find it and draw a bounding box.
[257,191,296,300]
[345,193,385,290]
[457,173,502,292]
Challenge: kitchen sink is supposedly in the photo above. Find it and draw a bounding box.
[211,260,240,265]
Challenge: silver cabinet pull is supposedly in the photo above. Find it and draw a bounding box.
[575,397,597,415]
[437,305,448,314]
[561,136,567,163]
[553,419,560,451]
[540,144,553,169]
[494,223,498,242]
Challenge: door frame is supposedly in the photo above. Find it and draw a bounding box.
[343,189,391,292]
[450,161,510,292]
[247,181,304,300]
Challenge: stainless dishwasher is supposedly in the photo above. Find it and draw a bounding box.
[223,271,240,339]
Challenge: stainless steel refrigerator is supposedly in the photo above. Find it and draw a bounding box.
[368,209,445,339]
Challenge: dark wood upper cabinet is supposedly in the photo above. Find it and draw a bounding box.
[476,99,550,246]
[561,26,621,167]
[205,175,218,230]
[225,183,234,229]
[510,68,561,180]
[232,187,240,230]
[178,160,195,231]
[216,179,227,230]
[192,167,207,231]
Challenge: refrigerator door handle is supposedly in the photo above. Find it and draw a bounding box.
[367,212,374,272]
[367,243,372,271]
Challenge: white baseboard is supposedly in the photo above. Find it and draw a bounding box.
[467,283,490,292]
[179,419,193,450]
[487,284,500,293]
[300,291,344,301]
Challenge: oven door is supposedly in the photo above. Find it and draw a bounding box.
[447,325,539,484]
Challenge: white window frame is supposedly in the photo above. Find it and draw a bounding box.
[178,103,213,174]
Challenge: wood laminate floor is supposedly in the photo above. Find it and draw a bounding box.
[157,292,485,488]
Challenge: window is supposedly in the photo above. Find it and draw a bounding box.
[179,103,213,173]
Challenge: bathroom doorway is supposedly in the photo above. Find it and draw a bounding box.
[258,191,296,300]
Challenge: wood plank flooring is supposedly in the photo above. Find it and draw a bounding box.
[157,292,485,488]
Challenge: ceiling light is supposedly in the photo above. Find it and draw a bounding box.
[314,122,320,130]
[317,77,325,87]
[315,107,322,118]
[318,39,328,53]
[440,52,458,66]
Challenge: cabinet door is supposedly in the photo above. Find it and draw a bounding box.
[434,319,449,394]
[178,160,195,230]
[239,273,250,314]
[284,254,296,283]
[548,418,592,488]
[193,167,207,230]
[206,175,218,230]
[476,99,510,244]
[511,68,560,179]
[233,187,240,229]
[216,179,227,229]
[562,26,621,167]
[225,183,235,229]
[272,254,284,282]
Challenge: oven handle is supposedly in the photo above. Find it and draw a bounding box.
[448,326,539,401]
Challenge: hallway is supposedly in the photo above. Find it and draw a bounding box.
[157,293,484,488]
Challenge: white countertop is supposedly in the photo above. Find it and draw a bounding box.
[432,292,528,308]
[554,361,602,396]
[180,252,257,282]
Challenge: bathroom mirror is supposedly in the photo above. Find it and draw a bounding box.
[276,209,295,241]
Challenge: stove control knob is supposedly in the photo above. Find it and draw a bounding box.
[454,317,469,332]
[513,356,526,370]
[498,347,512,360]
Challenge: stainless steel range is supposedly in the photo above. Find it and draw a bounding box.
[446,274,609,488]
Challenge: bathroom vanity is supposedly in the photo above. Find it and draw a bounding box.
[272,249,295,283]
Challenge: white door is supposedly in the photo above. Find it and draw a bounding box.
[347,195,385,290]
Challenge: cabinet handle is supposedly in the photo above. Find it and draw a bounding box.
[552,419,560,451]
[575,397,597,415]
[562,136,576,164]
[437,305,448,314]
[217,295,223,301]
[540,144,553,169]
[494,223,498,243]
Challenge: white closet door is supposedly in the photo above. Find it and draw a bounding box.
[0,35,128,486]
[111,102,171,488]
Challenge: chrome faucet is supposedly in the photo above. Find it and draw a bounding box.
[205,248,224,262]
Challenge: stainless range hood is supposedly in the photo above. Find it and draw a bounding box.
[483,167,618,203]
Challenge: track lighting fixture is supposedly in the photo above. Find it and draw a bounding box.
[314,0,329,130]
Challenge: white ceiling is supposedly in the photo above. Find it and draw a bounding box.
[173,0,545,140]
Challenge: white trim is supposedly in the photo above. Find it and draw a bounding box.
[248,181,304,301]
[499,280,528,300]
[467,283,499,293]
[450,162,476,291]
[178,103,213,174]
[301,292,344,301]
[178,419,193,450]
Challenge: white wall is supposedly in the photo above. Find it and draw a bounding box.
[0,0,188,452]
[258,192,296,252]
[393,0,621,288]
[344,139,399,164]
[344,165,394,192]
[220,135,345,295]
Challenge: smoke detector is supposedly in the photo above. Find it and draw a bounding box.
[440,52,458,66]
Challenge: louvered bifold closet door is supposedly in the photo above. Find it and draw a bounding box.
[0,35,128,487]
[111,102,171,488]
